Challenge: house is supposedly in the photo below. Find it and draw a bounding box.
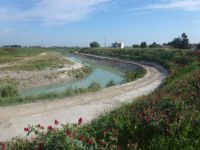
[112,42,124,49]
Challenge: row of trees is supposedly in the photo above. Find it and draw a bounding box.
[168,33,190,49]
[132,42,161,49]
[90,33,200,50]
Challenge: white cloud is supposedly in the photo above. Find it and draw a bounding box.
[134,0,200,11]
[0,0,111,25]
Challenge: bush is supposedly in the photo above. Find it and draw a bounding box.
[88,81,101,91]
[0,85,19,97]
[106,80,116,87]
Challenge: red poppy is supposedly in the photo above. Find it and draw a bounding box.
[54,120,59,125]
[47,125,54,131]
[24,127,29,132]
[66,130,71,136]
[39,142,44,150]
[117,144,121,150]
[87,138,93,145]
[0,142,5,150]
[78,117,83,125]
[78,135,85,141]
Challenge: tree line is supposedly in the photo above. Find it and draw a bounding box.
[90,33,200,50]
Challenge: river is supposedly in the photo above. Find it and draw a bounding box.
[21,54,125,97]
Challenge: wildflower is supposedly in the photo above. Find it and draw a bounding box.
[78,117,83,125]
[24,127,29,132]
[0,142,5,150]
[87,138,93,145]
[54,120,59,125]
[47,125,54,131]
[40,126,45,130]
[37,124,41,128]
[66,130,71,137]
[39,142,44,150]
[117,144,121,150]
[78,135,85,141]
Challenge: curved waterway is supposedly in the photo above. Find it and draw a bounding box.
[21,55,125,97]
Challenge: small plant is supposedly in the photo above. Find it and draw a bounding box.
[88,81,101,92]
[106,80,116,87]
[4,118,122,150]
[0,85,19,98]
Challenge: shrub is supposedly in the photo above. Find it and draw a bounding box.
[106,80,116,87]
[0,85,19,98]
[88,81,101,92]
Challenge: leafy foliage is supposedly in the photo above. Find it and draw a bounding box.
[140,42,147,48]
[0,85,19,98]
[106,80,116,87]
[168,33,190,49]
[90,42,100,48]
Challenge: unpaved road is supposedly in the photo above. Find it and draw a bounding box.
[0,54,167,141]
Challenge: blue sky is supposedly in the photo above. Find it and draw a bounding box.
[0,0,200,46]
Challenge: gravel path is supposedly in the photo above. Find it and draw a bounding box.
[0,54,168,141]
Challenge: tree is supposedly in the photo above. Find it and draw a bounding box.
[140,42,147,48]
[149,42,161,48]
[197,43,200,50]
[168,33,190,49]
[90,42,100,48]
[180,33,190,49]
[132,44,140,48]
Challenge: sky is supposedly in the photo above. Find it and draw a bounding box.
[0,0,200,47]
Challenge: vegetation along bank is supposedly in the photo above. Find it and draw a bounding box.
[2,48,199,149]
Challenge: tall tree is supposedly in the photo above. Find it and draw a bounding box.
[180,33,190,49]
[168,33,190,49]
[197,43,200,50]
[90,42,100,48]
[132,44,140,48]
[149,42,161,48]
[140,42,147,48]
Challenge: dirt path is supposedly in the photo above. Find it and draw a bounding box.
[0,54,168,141]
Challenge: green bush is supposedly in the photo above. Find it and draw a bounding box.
[106,80,116,87]
[88,81,101,92]
[0,85,19,97]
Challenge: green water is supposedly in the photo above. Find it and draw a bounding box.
[21,55,125,97]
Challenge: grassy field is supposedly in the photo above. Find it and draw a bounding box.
[5,48,200,150]
[0,48,75,71]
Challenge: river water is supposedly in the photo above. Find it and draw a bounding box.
[21,55,125,97]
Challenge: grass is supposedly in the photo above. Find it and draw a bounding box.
[3,48,200,150]
[0,66,92,106]
[0,51,72,71]
[125,69,146,82]
[0,81,101,107]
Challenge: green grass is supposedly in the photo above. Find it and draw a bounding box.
[0,81,101,107]
[0,48,73,71]
[0,66,92,106]
[125,69,146,82]
[3,48,200,150]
